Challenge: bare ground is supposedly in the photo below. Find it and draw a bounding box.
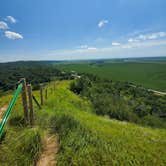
[37,135,59,166]
[0,105,8,122]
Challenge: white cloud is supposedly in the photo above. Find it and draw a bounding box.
[6,16,17,23]
[79,45,97,51]
[0,21,9,29]
[5,31,23,40]
[98,20,109,28]
[138,32,166,40]
[112,42,121,46]
[129,40,166,48]
[87,47,97,51]
[138,35,147,40]
[128,38,139,43]
[80,45,88,49]
[158,32,166,37]
[46,39,166,61]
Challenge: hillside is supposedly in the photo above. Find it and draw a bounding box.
[1,80,165,165]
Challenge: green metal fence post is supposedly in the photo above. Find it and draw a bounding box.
[0,83,23,139]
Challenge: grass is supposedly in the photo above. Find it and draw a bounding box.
[0,89,43,165]
[57,62,166,92]
[0,80,166,165]
[38,81,166,166]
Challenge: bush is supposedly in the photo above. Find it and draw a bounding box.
[70,75,166,128]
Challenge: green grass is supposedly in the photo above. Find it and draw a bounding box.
[0,89,43,165]
[38,81,166,166]
[0,80,166,165]
[58,62,166,92]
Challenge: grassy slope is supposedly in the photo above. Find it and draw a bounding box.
[0,80,166,165]
[0,90,42,165]
[58,62,166,91]
[39,81,166,166]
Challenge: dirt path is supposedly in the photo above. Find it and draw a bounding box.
[129,85,166,96]
[0,105,8,122]
[37,135,59,166]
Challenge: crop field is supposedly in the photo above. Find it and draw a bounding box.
[58,61,166,92]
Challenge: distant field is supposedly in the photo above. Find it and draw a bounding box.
[58,62,166,92]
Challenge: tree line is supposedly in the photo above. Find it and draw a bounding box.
[0,61,71,91]
[70,74,166,128]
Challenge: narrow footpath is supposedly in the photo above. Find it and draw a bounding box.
[37,135,59,166]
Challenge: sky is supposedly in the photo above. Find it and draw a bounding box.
[0,0,166,62]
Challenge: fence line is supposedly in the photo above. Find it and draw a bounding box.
[0,78,55,140]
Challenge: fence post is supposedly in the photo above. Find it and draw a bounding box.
[21,78,28,126]
[45,88,48,100]
[40,84,44,105]
[27,84,34,126]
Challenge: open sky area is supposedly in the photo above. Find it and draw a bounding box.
[0,0,166,62]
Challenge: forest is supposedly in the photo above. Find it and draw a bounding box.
[0,61,70,91]
[70,74,166,128]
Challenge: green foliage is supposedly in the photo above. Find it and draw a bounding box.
[39,81,166,166]
[70,76,92,94]
[70,75,166,128]
[0,61,71,91]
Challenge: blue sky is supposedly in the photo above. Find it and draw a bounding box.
[0,0,166,62]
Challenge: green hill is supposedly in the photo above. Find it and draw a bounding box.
[39,81,166,165]
[0,80,166,165]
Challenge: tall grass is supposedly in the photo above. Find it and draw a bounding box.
[0,91,43,165]
[0,80,166,165]
[41,81,166,166]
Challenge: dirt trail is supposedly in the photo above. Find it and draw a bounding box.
[37,135,59,166]
[0,105,8,122]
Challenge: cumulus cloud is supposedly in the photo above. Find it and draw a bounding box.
[6,16,17,23]
[0,21,9,29]
[5,31,23,40]
[98,20,109,28]
[112,42,121,46]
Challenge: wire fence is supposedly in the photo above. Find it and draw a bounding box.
[0,78,55,140]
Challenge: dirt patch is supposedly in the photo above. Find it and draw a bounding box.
[37,135,59,166]
[0,105,8,121]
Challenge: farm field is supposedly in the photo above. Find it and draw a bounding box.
[58,61,166,92]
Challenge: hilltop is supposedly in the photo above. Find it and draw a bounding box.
[0,80,165,165]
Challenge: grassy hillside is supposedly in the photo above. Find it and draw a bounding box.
[0,91,42,165]
[38,81,166,165]
[58,62,166,92]
[0,80,166,165]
